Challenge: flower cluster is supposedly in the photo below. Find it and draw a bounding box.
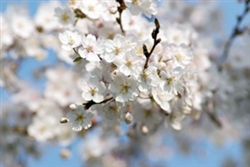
[57,5,200,132]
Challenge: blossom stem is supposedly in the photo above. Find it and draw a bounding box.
[72,48,83,62]
[73,48,81,57]
[73,18,79,26]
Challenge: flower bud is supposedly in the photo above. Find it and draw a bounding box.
[69,103,77,111]
[141,125,149,134]
[156,38,161,44]
[60,148,71,159]
[143,44,149,57]
[154,18,160,29]
[109,6,117,14]
[124,112,133,124]
[60,117,69,124]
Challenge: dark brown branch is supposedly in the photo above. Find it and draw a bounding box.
[73,8,98,22]
[143,18,161,69]
[204,97,223,128]
[83,96,113,110]
[219,1,249,65]
[116,0,126,35]
[205,109,222,128]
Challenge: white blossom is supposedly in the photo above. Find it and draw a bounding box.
[81,0,106,19]
[28,117,56,142]
[44,66,80,107]
[114,49,144,77]
[169,111,185,130]
[152,87,174,112]
[138,65,160,92]
[170,44,193,68]
[81,77,106,103]
[132,100,162,131]
[11,16,34,38]
[97,101,124,126]
[104,34,128,63]
[66,105,94,131]
[159,67,183,95]
[125,0,157,18]
[78,34,103,61]
[58,29,82,51]
[54,7,75,25]
[109,73,139,103]
[35,1,59,31]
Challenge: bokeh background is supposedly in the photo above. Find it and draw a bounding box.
[1,0,249,167]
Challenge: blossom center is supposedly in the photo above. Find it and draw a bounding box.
[87,45,93,52]
[107,33,114,39]
[90,88,97,95]
[109,105,119,114]
[142,72,148,81]
[126,61,132,67]
[61,14,69,22]
[69,0,76,5]
[121,84,129,94]
[114,47,121,55]
[18,22,24,28]
[132,0,139,5]
[167,76,175,84]
[76,114,85,122]
[136,48,143,55]
[173,35,180,42]
[39,125,46,133]
[145,110,152,118]
[68,36,75,45]
[88,5,95,11]
[175,54,184,61]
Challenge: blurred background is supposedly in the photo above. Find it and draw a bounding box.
[1,0,249,167]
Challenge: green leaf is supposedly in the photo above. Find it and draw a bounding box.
[73,57,82,62]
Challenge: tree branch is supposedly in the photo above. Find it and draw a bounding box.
[83,96,113,110]
[116,0,126,35]
[143,18,161,69]
[219,1,249,66]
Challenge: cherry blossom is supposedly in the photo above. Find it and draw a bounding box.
[66,104,94,131]
[54,7,75,25]
[81,77,106,103]
[58,29,82,51]
[78,34,103,61]
[109,73,139,103]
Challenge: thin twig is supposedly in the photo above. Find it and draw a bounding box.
[204,97,223,128]
[73,48,80,57]
[219,1,249,66]
[116,0,126,35]
[143,18,161,69]
[83,96,114,110]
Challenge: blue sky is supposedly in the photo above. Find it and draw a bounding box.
[1,0,248,167]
